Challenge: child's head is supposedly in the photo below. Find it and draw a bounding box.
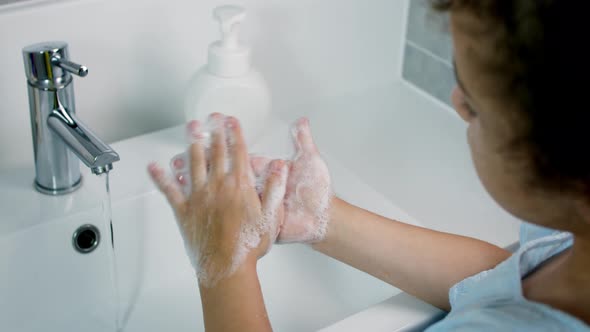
[432,1,590,232]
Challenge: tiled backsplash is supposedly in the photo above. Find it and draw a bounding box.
[403,0,454,107]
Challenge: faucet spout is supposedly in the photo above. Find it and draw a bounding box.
[91,164,114,175]
[47,103,120,174]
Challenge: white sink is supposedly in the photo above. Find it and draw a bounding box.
[115,192,401,332]
[0,117,441,331]
[0,203,117,331]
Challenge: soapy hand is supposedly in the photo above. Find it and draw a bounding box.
[251,118,333,244]
[148,113,288,287]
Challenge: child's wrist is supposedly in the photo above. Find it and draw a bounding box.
[311,196,344,248]
[198,254,258,289]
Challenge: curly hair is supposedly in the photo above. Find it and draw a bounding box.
[432,0,590,196]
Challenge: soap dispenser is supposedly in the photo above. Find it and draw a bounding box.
[184,5,271,145]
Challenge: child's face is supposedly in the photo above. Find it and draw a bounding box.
[449,10,579,230]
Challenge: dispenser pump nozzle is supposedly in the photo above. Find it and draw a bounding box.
[207,5,251,77]
[213,5,246,50]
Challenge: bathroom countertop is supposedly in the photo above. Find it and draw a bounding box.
[288,81,521,249]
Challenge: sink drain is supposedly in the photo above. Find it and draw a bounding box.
[72,224,100,254]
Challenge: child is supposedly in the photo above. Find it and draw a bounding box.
[148,1,590,330]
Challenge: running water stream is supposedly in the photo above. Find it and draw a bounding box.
[101,172,122,331]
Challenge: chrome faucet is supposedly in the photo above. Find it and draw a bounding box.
[23,41,120,195]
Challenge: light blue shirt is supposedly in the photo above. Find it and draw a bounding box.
[426,222,589,331]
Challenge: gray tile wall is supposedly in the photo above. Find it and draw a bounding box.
[403,0,454,106]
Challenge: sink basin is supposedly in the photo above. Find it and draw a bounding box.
[116,192,403,332]
[0,117,439,331]
[0,203,117,331]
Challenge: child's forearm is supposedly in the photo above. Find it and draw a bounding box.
[313,197,511,310]
[199,257,272,332]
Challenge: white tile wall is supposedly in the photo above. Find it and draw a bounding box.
[0,0,407,170]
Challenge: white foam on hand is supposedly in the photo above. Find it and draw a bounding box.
[251,117,333,244]
[170,116,232,196]
[235,160,288,262]
[158,114,287,288]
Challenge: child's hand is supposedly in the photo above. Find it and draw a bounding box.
[251,118,333,244]
[148,114,288,287]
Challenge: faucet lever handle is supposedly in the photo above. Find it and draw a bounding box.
[51,56,88,77]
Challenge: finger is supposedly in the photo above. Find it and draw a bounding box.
[250,155,273,178]
[176,173,188,186]
[291,117,318,154]
[186,120,207,190]
[148,162,185,210]
[250,155,274,197]
[261,160,288,245]
[208,113,227,179]
[261,160,288,215]
[225,116,249,178]
[171,156,185,170]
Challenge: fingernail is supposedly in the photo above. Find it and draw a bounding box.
[148,162,161,178]
[208,114,225,133]
[187,120,198,132]
[177,174,186,185]
[186,121,205,142]
[225,117,235,129]
[208,113,223,124]
[271,160,282,172]
[172,158,185,169]
[297,117,307,127]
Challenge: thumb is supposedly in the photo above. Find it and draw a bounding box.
[250,155,274,196]
[291,117,318,155]
[261,160,288,242]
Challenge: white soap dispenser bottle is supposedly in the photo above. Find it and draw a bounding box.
[184,5,271,145]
